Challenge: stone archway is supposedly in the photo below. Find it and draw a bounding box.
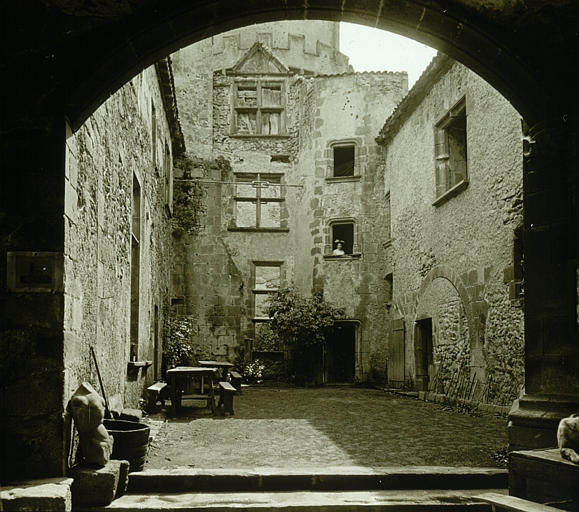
[414,268,475,393]
[1,0,578,478]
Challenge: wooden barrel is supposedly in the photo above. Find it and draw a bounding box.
[103,419,150,472]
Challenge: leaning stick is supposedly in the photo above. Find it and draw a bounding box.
[90,346,111,418]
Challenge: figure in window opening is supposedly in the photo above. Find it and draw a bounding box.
[333,239,346,256]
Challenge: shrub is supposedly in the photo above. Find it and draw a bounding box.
[267,287,344,347]
[164,316,195,369]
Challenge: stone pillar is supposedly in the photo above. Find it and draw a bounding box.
[508,118,579,451]
[0,68,67,478]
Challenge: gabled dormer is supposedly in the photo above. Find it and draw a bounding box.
[230,42,290,75]
[227,43,290,136]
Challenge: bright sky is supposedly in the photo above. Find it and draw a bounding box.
[340,22,437,87]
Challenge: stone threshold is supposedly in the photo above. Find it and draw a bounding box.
[127,466,507,493]
[80,487,506,511]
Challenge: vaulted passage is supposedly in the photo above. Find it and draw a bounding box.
[1,1,577,490]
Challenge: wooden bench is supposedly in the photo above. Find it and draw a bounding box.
[229,370,242,393]
[218,381,236,415]
[146,381,168,411]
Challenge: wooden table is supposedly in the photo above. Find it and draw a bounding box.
[198,360,234,381]
[166,366,218,414]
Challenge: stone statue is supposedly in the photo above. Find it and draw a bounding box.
[69,382,114,467]
[557,413,579,464]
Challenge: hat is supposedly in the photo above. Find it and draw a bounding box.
[334,239,344,245]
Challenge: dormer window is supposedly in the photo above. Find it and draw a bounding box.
[232,80,285,136]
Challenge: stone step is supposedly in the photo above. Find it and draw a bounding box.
[79,488,506,511]
[127,466,507,493]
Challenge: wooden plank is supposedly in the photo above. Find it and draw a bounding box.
[147,381,167,392]
[389,318,405,384]
[219,381,236,392]
[475,492,561,512]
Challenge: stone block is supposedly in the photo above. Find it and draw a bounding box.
[115,460,130,499]
[509,448,579,508]
[0,478,73,512]
[70,459,128,507]
[120,408,143,422]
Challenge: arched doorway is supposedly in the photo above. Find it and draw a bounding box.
[415,278,471,393]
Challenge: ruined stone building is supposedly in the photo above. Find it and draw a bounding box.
[169,21,408,383]
[1,20,528,478]
[168,21,524,394]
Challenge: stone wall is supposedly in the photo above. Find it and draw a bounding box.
[171,21,350,159]
[64,65,174,411]
[172,45,406,374]
[378,57,524,401]
[293,72,407,382]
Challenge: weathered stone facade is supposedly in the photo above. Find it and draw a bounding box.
[376,55,524,402]
[170,23,407,381]
[170,25,523,393]
[0,59,181,478]
[64,62,179,410]
[171,21,351,159]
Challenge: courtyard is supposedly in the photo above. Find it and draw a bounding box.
[145,385,507,470]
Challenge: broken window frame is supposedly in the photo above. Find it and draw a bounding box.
[433,97,468,205]
[231,80,286,136]
[326,139,361,181]
[233,172,285,229]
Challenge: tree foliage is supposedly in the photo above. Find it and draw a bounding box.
[267,287,345,346]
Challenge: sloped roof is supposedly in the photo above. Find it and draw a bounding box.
[376,53,453,146]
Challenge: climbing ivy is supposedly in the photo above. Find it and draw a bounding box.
[171,155,231,236]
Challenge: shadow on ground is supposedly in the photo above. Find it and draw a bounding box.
[146,385,507,470]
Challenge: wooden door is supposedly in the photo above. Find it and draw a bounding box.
[389,318,405,388]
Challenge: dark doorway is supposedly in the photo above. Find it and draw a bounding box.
[326,322,356,383]
[414,318,433,391]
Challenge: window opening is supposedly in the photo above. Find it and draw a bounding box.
[130,174,141,361]
[435,98,467,199]
[233,80,284,135]
[151,101,157,167]
[332,223,354,255]
[333,145,355,177]
[164,142,173,214]
[385,273,393,304]
[384,192,391,243]
[235,173,283,228]
[253,264,281,319]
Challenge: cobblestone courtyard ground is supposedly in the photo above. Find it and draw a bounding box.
[146,386,508,470]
